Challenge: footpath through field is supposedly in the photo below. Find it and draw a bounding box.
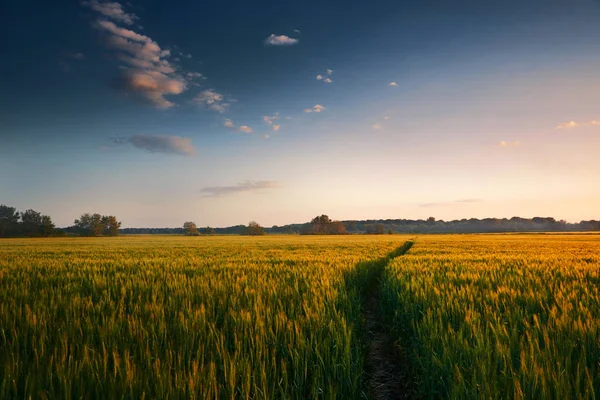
[356,241,415,400]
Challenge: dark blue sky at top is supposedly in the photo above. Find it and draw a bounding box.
[2,0,594,147]
[1,0,600,227]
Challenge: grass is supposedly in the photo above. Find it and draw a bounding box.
[381,234,600,399]
[1,234,599,399]
[0,235,408,399]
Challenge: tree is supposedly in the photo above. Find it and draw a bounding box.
[202,226,216,235]
[310,214,332,234]
[0,205,20,237]
[247,221,265,236]
[40,215,56,237]
[328,220,347,235]
[74,213,107,236]
[183,221,199,236]
[101,216,121,236]
[365,223,385,234]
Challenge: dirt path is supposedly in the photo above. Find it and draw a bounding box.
[363,242,415,400]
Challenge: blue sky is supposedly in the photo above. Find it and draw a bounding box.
[1,0,599,227]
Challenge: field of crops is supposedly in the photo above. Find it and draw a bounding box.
[0,235,408,399]
[1,234,599,399]
[381,234,600,399]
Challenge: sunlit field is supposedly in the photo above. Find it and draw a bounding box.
[1,234,599,399]
[0,235,408,399]
[381,234,600,399]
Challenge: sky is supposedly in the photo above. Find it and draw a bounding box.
[1,0,599,228]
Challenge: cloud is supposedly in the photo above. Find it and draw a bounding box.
[82,0,137,25]
[85,4,189,108]
[200,180,281,197]
[263,114,281,131]
[239,125,253,133]
[316,69,333,83]
[264,134,270,139]
[556,121,579,130]
[389,82,398,87]
[372,123,382,130]
[383,116,391,120]
[265,34,298,46]
[113,134,196,156]
[69,52,85,60]
[555,120,600,129]
[304,104,326,113]
[224,119,235,128]
[120,69,186,108]
[293,29,301,35]
[194,89,229,112]
[419,199,483,208]
[499,140,520,147]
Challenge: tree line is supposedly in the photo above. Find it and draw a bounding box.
[0,205,57,237]
[0,204,122,238]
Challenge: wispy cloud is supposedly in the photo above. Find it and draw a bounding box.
[372,123,382,130]
[239,125,253,133]
[555,120,600,129]
[316,69,333,84]
[224,119,235,128]
[82,0,137,25]
[419,199,483,208]
[389,82,398,87]
[265,34,298,46]
[263,114,281,131]
[194,89,229,113]
[112,134,196,156]
[556,121,580,130]
[201,180,281,197]
[83,2,194,108]
[304,104,326,113]
[499,140,520,147]
[383,116,391,120]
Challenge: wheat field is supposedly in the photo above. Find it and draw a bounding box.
[1,234,599,399]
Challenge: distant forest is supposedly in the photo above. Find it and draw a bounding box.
[2,203,600,237]
[120,216,600,235]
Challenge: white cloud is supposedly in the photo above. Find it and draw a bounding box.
[556,121,579,130]
[499,140,520,147]
[82,0,137,25]
[372,123,382,130]
[194,89,229,113]
[239,125,253,133]
[224,119,235,128]
[383,116,391,120]
[556,120,600,129]
[200,181,280,197]
[115,134,196,156]
[304,104,326,113]
[316,69,333,83]
[265,34,298,46]
[389,82,398,87]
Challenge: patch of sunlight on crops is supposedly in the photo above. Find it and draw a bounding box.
[382,234,600,399]
[0,235,409,399]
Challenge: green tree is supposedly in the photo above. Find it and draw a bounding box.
[0,205,20,237]
[247,221,265,236]
[101,216,121,236]
[310,214,332,234]
[183,221,199,236]
[202,226,216,235]
[74,213,104,236]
